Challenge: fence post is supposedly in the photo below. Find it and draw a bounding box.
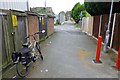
[91,17,94,36]
[98,15,102,36]
[110,13,116,48]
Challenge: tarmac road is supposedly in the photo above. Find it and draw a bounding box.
[27,21,118,78]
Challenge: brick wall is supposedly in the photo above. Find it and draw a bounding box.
[47,17,54,36]
[27,15,39,42]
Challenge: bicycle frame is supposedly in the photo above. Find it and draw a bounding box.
[11,31,44,77]
[27,33,38,57]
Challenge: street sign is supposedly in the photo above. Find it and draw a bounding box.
[79,12,83,17]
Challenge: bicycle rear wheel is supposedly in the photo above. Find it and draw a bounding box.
[36,42,43,60]
[16,62,30,78]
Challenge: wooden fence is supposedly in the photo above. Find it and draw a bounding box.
[92,16,100,38]
[112,14,120,51]
[82,13,120,52]
[82,17,93,36]
[0,9,27,70]
[1,9,55,71]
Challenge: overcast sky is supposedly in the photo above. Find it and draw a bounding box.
[28,0,84,14]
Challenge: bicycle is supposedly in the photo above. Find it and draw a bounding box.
[11,30,45,78]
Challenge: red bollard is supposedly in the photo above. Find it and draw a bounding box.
[116,47,120,69]
[94,36,102,63]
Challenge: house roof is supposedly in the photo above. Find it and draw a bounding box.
[30,7,55,16]
[26,11,39,16]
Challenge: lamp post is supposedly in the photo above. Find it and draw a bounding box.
[104,0,114,53]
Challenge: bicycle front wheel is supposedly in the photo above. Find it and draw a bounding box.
[16,62,29,78]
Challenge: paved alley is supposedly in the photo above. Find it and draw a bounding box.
[27,21,118,78]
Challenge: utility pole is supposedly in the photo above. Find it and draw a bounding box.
[27,0,29,11]
[44,0,47,14]
[104,0,114,53]
[45,0,46,8]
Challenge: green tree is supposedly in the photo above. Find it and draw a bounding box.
[71,2,85,23]
[81,10,91,17]
[84,2,120,16]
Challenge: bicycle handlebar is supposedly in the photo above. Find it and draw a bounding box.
[25,30,45,39]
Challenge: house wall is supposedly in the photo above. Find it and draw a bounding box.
[59,12,65,24]
[66,13,71,21]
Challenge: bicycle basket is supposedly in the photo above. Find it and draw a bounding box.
[18,47,31,54]
[18,47,31,65]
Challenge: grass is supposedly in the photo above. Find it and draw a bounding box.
[40,36,48,42]
[107,49,117,62]
[54,20,61,26]
[75,23,81,28]
[101,45,117,62]
[54,24,60,26]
